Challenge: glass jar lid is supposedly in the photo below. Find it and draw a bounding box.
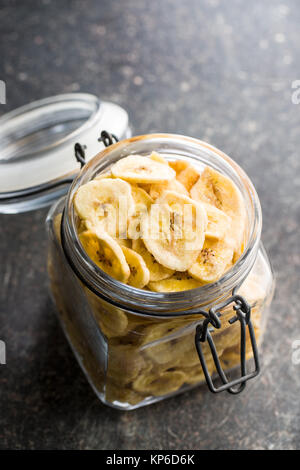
[0,93,130,213]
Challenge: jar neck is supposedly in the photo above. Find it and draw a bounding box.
[62,134,262,317]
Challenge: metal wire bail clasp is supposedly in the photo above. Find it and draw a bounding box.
[74,130,119,169]
[195,293,260,394]
[98,130,119,147]
[74,142,86,168]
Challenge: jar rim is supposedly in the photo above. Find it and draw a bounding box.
[63,133,262,315]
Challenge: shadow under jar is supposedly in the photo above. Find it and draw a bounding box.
[46,134,274,410]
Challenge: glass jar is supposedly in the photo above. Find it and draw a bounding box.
[0,93,130,213]
[46,133,274,410]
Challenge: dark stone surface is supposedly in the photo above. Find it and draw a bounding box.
[0,0,300,450]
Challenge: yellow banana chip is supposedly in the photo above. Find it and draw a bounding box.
[133,370,186,396]
[176,164,200,191]
[79,229,130,283]
[127,186,153,240]
[188,239,233,284]
[111,155,176,183]
[168,159,189,175]
[107,343,146,385]
[86,290,129,338]
[132,239,174,281]
[140,319,188,346]
[115,238,132,248]
[147,179,189,200]
[74,178,135,239]
[183,364,213,385]
[53,213,62,242]
[202,202,231,240]
[131,185,154,207]
[74,156,248,294]
[149,151,169,165]
[121,246,150,289]
[148,272,203,292]
[142,191,207,271]
[94,171,113,180]
[190,166,246,252]
[237,272,267,308]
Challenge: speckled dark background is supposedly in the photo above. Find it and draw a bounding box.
[0,0,300,450]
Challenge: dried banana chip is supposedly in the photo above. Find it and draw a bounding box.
[107,343,146,385]
[188,239,233,284]
[142,191,207,271]
[79,229,130,283]
[84,287,130,338]
[132,239,174,281]
[143,327,201,366]
[190,166,246,252]
[90,303,129,338]
[147,179,189,200]
[131,185,154,208]
[183,364,213,385]
[53,213,62,242]
[94,171,113,180]
[202,202,231,240]
[149,151,169,165]
[168,159,189,175]
[106,382,144,406]
[237,274,267,308]
[115,238,132,248]
[127,186,153,240]
[74,178,135,239]
[133,370,186,396]
[140,319,188,346]
[176,164,200,191]
[111,155,176,183]
[148,272,203,292]
[121,246,150,289]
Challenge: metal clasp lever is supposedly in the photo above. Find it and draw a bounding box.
[74,130,119,169]
[195,294,260,394]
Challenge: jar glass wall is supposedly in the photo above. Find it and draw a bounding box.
[46,134,274,410]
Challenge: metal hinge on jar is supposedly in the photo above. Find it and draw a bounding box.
[74,130,119,168]
[194,293,260,394]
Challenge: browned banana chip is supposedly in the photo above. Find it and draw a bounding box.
[85,289,129,338]
[107,343,146,385]
[115,238,132,248]
[133,370,186,396]
[105,382,144,406]
[143,328,198,366]
[139,319,188,346]
[182,364,214,385]
[168,159,189,175]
